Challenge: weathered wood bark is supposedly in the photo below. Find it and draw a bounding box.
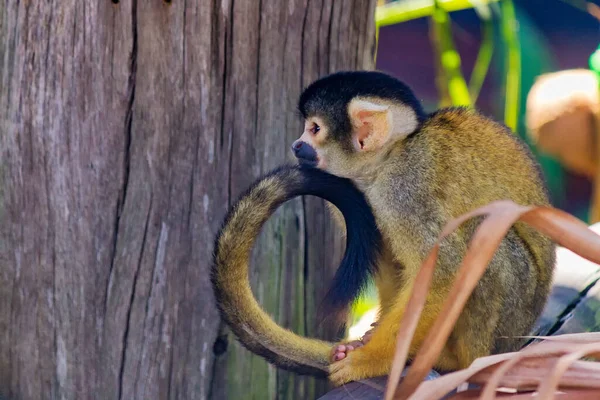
[0,1,376,399]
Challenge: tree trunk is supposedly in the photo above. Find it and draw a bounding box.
[0,1,376,399]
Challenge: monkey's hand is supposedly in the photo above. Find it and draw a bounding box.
[330,322,377,362]
[328,323,391,386]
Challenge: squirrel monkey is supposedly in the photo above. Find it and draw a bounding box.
[213,71,556,386]
[292,71,555,385]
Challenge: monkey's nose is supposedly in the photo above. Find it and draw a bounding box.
[291,140,304,154]
[291,140,318,166]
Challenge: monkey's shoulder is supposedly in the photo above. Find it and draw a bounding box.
[410,107,549,206]
[423,107,509,135]
[417,107,527,152]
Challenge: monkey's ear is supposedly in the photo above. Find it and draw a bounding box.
[348,99,391,152]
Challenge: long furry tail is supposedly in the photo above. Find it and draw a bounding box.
[211,165,381,376]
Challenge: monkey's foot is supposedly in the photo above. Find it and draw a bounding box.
[330,324,376,362]
[329,351,387,386]
[329,348,392,386]
[329,355,359,386]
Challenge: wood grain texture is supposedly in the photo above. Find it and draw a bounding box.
[0,1,376,399]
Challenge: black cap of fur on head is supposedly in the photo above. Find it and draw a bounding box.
[298,70,426,143]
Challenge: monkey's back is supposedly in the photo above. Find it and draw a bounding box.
[412,107,556,356]
[420,107,549,215]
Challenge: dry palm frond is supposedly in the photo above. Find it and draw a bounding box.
[383,200,600,400]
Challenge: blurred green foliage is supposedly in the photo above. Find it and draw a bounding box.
[376,0,500,27]
[492,4,567,214]
[375,0,568,213]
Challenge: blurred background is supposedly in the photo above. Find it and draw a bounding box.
[378,0,599,222]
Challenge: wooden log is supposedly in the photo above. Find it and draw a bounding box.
[0,1,376,399]
[318,372,444,399]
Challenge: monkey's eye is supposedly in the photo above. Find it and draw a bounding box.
[311,124,320,135]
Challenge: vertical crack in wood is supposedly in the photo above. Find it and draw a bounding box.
[1,0,17,116]
[326,2,335,72]
[299,0,311,88]
[110,10,116,81]
[226,0,235,207]
[118,194,152,400]
[3,2,22,394]
[208,0,232,396]
[183,0,196,232]
[105,0,139,316]
[281,8,289,97]
[82,3,87,70]
[113,1,138,399]
[301,197,310,338]
[336,1,344,66]
[217,0,228,153]
[254,0,263,173]
[316,1,325,74]
[354,0,361,67]
[18,4,30,122]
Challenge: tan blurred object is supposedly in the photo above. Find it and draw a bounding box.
[526,69,599,177]
[526,69,600,222]
[588,2,600,22]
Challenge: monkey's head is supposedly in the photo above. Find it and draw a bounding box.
[292,71,425,178]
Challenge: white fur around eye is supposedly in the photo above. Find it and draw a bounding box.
[305,116,328,142]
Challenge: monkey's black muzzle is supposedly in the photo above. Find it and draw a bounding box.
[291,141,318,167]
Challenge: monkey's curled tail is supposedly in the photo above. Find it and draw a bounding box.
[212,165,381,376]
